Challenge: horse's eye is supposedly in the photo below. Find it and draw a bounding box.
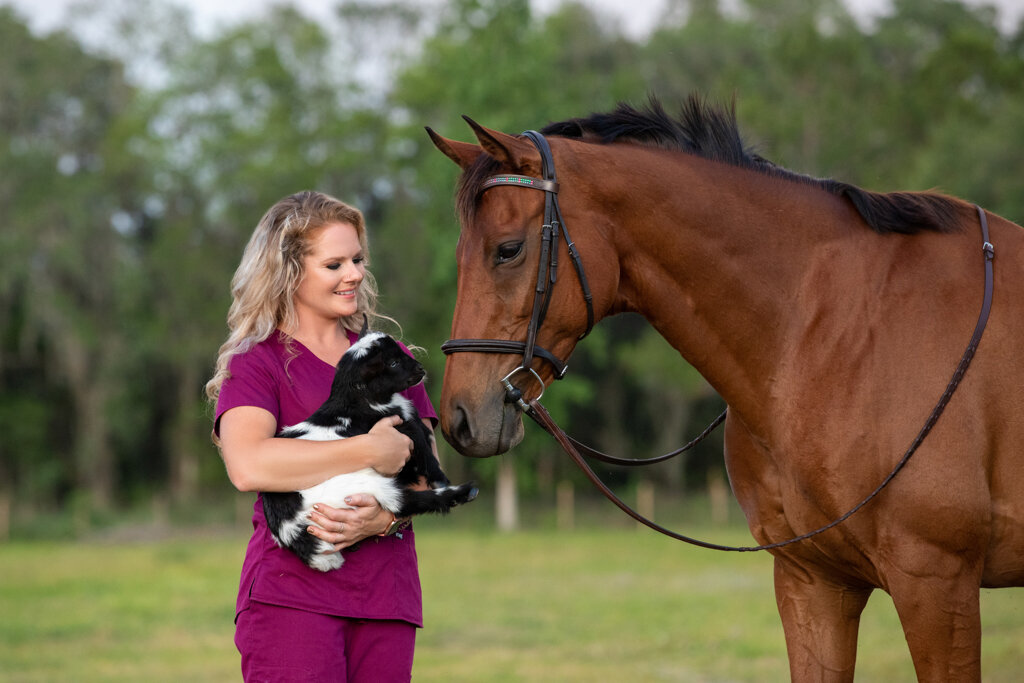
[496,242,523,264]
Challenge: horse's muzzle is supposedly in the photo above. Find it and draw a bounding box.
[440,396,524,457]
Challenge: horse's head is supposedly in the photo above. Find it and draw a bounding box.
[427,119,614,457]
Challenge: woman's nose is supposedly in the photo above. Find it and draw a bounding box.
[342,263,362,282]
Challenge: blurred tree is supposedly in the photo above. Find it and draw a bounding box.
[886,0,1024,221]
[0,8,136,512]
[1,0,1020,533]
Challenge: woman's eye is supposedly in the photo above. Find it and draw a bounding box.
[496,242,523,264]
[325,256,362,270]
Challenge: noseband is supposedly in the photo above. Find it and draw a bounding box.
[440,131,594,409]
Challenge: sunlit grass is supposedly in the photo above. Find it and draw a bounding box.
[0,535,242,682]
[1,522,1021,681]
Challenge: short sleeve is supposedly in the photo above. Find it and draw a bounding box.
[214,348,282,436]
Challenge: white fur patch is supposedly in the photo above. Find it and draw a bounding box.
[309,552,344,572]
[275,468,404,571]
[299,468,403,513]
[284,423,348,442]
[370,394,416,421]
[347,331,386,359]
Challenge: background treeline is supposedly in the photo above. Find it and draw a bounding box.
[1,0,1022,537]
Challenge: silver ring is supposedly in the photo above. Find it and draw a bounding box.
[501,366,545,411]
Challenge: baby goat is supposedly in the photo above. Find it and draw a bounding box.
[262,332,477,571]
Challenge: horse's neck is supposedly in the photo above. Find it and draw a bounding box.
[606,158,854,418]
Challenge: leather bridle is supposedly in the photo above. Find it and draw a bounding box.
[441,130,594,409]
[441,130,996,552]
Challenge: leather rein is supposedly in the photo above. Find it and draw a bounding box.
[442,130,996,552]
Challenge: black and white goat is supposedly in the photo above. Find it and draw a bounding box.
[262,332,477,571]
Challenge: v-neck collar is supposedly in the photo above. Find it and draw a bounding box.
[279,329,359,369]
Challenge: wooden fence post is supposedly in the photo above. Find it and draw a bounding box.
[0,489,9,542]
[636,480,655,531]
[709,468,729,525]
[496,458,519,532]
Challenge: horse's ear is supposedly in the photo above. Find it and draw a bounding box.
[425,127,482,170]
[462,116,538,173]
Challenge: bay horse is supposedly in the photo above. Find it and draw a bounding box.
[426,96,1024,681]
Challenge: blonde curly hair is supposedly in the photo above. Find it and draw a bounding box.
[205,190,387,403]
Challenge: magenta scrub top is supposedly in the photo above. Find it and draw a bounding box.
[215,330,437,627]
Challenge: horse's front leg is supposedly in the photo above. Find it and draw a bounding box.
[774,556,872,683]
[887,563,982,682]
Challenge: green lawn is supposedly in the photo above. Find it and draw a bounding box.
[1,524,1021,681]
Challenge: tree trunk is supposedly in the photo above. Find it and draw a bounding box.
[170,365,201,503]
[33,263,117,513]
[59,330,115,512]
[651,391,690,494]
[73,381,114,511]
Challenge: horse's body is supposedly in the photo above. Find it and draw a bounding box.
[427,98,1024,681]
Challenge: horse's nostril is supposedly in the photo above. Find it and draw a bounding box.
[454,405,473,444]
[449,404,474,447]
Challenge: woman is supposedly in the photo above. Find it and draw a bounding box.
[206,190,435,682]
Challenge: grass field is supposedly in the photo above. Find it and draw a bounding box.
[1,519,1022,682]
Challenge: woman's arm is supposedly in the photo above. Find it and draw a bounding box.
[218,406,413,492]
[306,418,439,548]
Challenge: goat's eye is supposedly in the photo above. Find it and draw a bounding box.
[389,360,399,368]
[496,242,523,264]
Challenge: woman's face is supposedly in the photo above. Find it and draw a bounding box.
[293,221,365,324]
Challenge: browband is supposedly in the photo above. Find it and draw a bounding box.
[481,175,559,193]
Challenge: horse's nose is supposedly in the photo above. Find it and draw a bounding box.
[443,402,475,452]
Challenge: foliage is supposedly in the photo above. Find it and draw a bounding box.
[1,0,1022,527]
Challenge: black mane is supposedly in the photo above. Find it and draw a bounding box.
[537,96,962,235]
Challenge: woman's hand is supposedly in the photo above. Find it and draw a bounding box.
[306,494,394,550]
[365,415,413,476]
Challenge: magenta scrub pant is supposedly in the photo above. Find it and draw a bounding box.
[235,601,416,682]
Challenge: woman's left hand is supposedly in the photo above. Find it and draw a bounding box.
[307,494,391,551]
